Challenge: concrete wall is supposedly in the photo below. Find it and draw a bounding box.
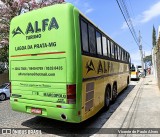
[156,34,160,89]
[0,72,9,85]
[156,53,160,89]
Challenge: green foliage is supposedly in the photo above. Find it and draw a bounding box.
[152,26,156,47]
[143,55,152,66]
[0,0,64,74]
[0,46,8,74]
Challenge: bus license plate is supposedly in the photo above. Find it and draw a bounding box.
[31,108,42,114]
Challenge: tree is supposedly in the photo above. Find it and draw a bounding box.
[0,0,64,74]
[143,55,152,67]
[152,25,156,47]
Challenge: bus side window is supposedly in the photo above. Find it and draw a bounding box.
[115,44,118,60]
[102,36,107,56]
[119,46,121,60]
[124,51,126,62]
[96,31,102,55]
[126,53,129,62]
[80,20,89,52]
[121,50,123,61]
[117,46,119,60]
[88,24,96,54]
[107,39,111,57]
[111,41,115,58]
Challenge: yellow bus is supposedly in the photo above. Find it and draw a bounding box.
[9,3,130,123]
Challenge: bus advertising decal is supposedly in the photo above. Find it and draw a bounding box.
[86,60,95,74]
[86,60,114,75]
[12,17,59,40]
[14,41,56,51]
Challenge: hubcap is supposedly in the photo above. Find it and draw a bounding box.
[0,94,5,101]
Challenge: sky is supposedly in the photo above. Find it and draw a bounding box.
[66,0,160,66]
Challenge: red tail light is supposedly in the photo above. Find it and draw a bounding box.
[67,84,76,104]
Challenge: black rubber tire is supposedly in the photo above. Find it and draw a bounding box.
[111,84,117,103]
[104,86,110,110]
[0,93,6,101]
[125,77,130,89]
[127,77,130,85]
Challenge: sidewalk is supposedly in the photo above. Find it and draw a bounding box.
[95,75,160,137]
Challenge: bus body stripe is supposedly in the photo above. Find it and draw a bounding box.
[10,52,65,58]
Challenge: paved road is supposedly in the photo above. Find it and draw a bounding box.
[96,75,160,137]
[0,81,138,136]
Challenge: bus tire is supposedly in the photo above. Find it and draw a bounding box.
[111,84,117,103]
[127,77,130,85]
[104,86,110,110]
[125,77,130,89]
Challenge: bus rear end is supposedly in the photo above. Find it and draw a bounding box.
[9,3,82,123]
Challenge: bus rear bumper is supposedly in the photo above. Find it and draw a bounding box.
[10,99,81,123]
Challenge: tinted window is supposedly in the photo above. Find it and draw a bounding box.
[81,20,89,52]
[126,53,128,62]
[107,39,111,57]
[121,50,124,61]
[124,52,126,61]
[111,41,114,58]
[129,56,131,63]
[119,47,121,60]
[0,84,7,89]
[96,31,102,55]
[102,36,107,56]
[115,44,118,60]
[88,25,96,54]
[117,46,119,60]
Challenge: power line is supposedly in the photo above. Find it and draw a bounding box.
[118,0,139,45]
[116,0,139,47]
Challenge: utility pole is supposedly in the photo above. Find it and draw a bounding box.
[144,51,146,69]
[139,31,144,76]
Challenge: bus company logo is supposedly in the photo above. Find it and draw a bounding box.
[12,26,24,37]
[86,60,95,74]
[12,17,59,40]
[86,60,114,75]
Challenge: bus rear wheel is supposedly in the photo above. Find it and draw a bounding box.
[125,77,130,89]
[104,86,110,110]
[111,84,117,103]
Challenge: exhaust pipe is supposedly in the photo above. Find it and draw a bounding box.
[61,114,67,121]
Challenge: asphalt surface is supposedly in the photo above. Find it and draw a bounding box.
[0,81,137,136]
[95,75,160,137]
